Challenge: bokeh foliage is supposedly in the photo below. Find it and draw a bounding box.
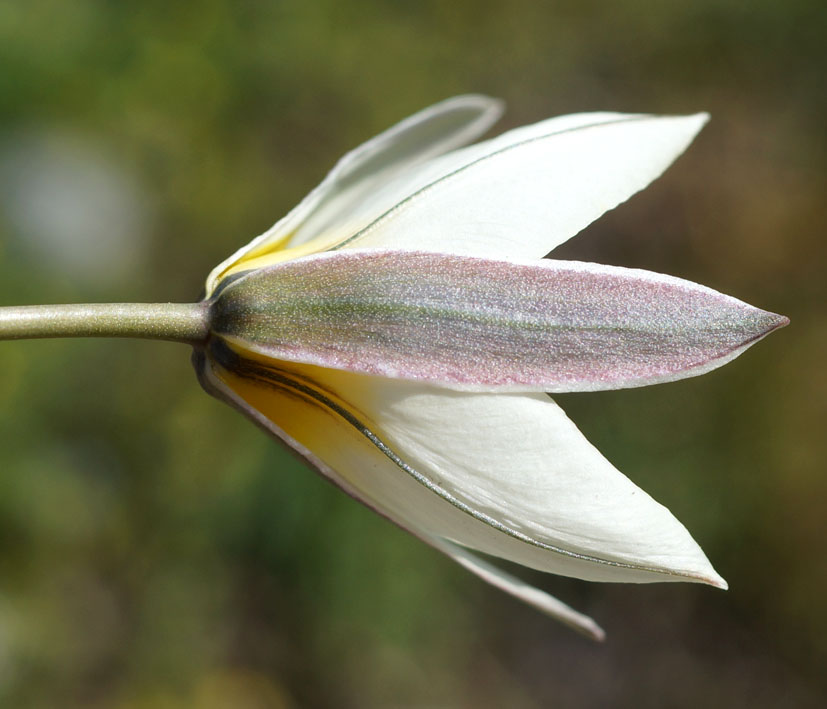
[0,1,824,706]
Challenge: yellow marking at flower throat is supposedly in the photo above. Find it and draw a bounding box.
[211,231,346,288]
[210,353,395,514]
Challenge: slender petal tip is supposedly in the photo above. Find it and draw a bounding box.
[585,620,608,643]
[702,570,729,591]
[742,309,788,351]
[767,312,790,333]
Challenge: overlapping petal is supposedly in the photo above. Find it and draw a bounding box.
[196,349,610,637]
[209,105,706,289]
[197,97,789,633]
[210,249,787,392]
[206,95,504,293]
[283,111,630,250]
[340,113,708,259]
[200,345,725,589]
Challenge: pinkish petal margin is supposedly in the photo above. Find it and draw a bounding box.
[211,249,788,392]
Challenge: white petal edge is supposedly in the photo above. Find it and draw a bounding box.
[340,113,709,260]
[206,95,504,293]
[195,353,606,639]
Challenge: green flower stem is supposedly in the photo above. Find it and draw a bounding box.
[0,302,209,345]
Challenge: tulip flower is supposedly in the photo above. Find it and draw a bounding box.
[0,96,787,640]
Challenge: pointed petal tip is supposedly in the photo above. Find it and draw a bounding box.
[544,602,607,642]
[715,577,730,591]
[768,312,790,332]
[666,111,709,137]
[653,112,709,153]
[437,93,505,124]
[581,618,608,643]
[697,568,728,591]
[664,553,728,590]
[430,537,608,640]
[749,308,789,345]
[470,93,505,113]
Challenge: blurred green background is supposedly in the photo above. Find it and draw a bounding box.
[0,1,824,707]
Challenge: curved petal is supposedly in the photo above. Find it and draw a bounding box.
[195,348,604,637]
[428,536,606,641]
[282,110,631,251]
[211,249,788,392]
[208,110,668,287]
[341,113,708,259]
[203,342,726,588]
[206,95,504,293]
